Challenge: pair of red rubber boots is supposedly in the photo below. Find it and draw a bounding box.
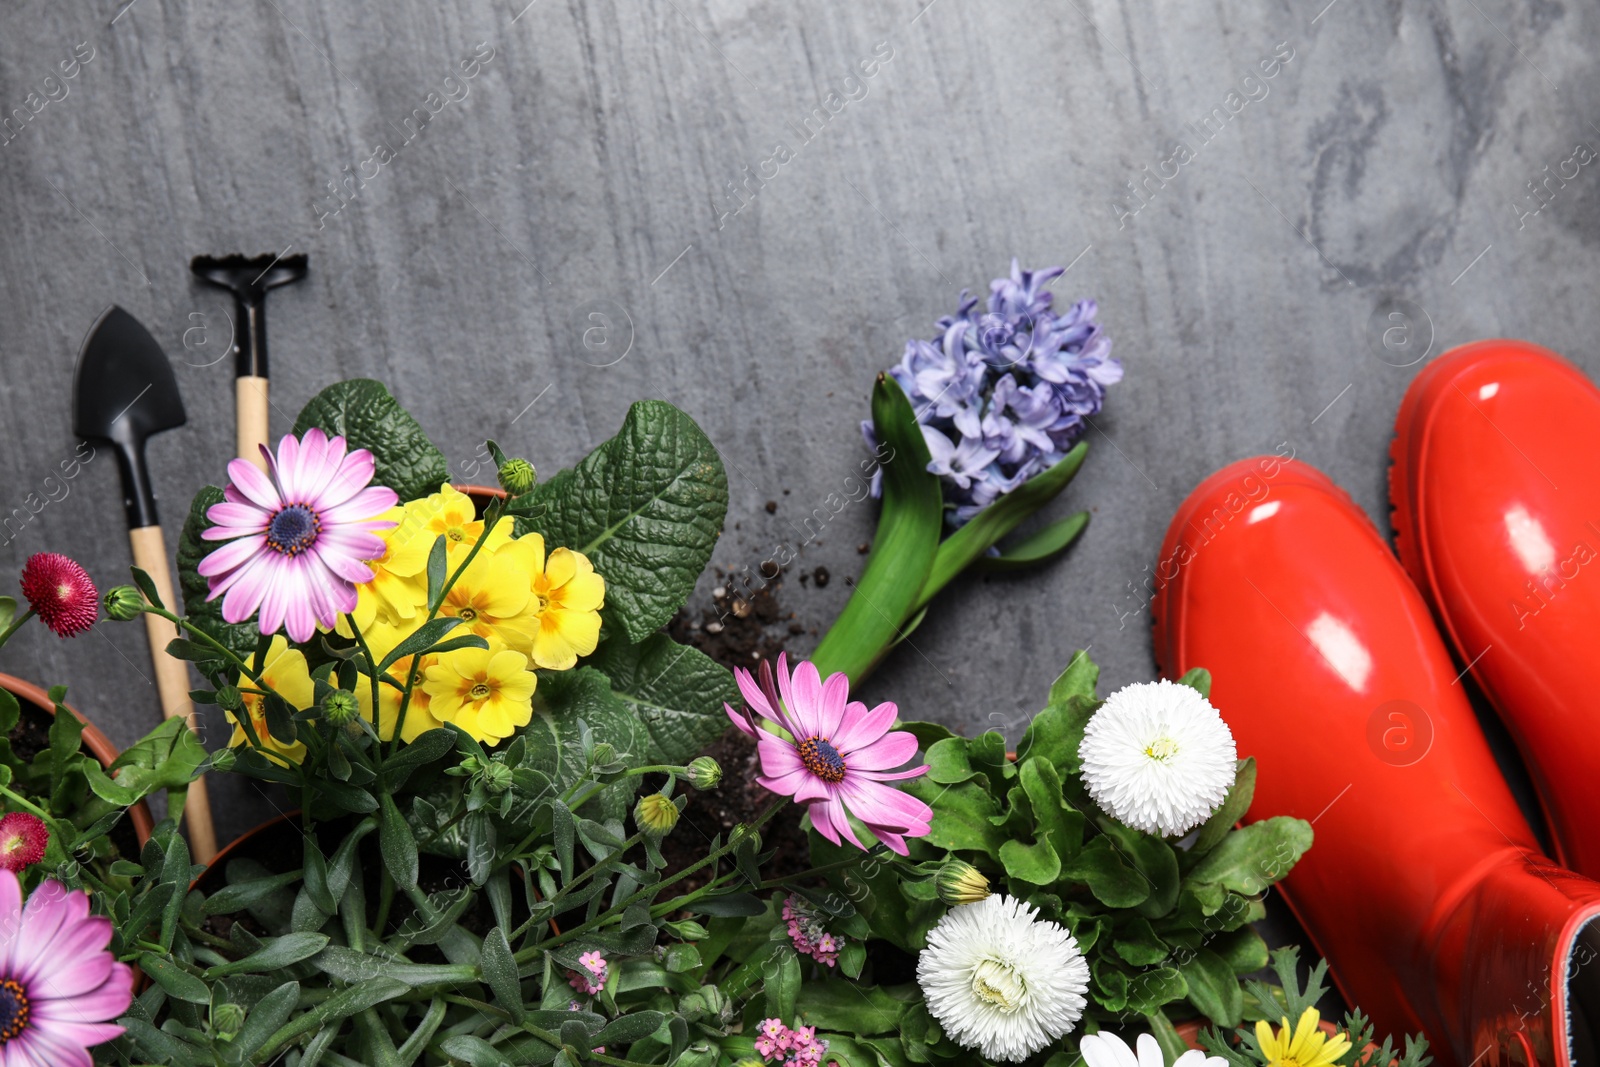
[1153,341,1600,1067]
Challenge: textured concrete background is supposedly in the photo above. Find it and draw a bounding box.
[0,0,1596,843]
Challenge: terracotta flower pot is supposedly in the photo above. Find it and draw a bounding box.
[0,672,154,847]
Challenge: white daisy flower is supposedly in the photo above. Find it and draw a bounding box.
[1079,679,1237,837]
[1081,1031,1229,1067]
[916,894,1090,1062]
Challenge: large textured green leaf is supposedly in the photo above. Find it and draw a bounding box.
[525,667,652,820]
[1189,816,1312,894]
[519,400,727,642]
[291,379,449,503]
[175,485,260,674]
[587,633,736,764]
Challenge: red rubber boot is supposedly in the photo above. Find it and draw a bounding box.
[1391,340,1600,879]
[1152,456,1600,1067]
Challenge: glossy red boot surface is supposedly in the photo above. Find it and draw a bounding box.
[1152,456,1600,1067]
[1391,340,1600,878]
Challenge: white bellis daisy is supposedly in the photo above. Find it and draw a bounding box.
[1079,679,1237,837]
[916,895,1089,1062]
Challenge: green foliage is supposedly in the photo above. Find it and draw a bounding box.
[812,649,1314,1066]
[517,399,729,643]
[290,378,451,503]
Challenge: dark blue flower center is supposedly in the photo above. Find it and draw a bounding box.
[0,978,30,1043]
[798,736,846,783]
[266,504,321,556]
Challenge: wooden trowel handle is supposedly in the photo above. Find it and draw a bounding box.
[128,524,218,864]
[237,375,270,471]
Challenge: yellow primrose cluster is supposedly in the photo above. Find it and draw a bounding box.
[224,484,605,757]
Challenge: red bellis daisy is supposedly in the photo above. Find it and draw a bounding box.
[0,816,47,874]
[18,554,98,638]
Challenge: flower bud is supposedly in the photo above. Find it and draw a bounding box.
[482,760,514,794]
[212,1002,246,1040]
[321,689,359,726]
[590,741,616,766]
[635,792,680,835]
[497,457,537,495]
[216,685,243,712]
[685,756,722,790]
[664,918,709,941]
[102,584,145,622]
[936,859,992,906]
[209,747,238,773]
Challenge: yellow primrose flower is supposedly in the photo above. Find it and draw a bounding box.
[499,533,605,671]
[348,504,432,629]
[408,484,513,567]
[1256,1008,1352,1067]
[228,636,313,763]
[422,647,536,745]
[354,621,445,743]
[436,543,534,651]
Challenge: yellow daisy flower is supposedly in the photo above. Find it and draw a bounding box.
[436,543,534,651]
[1256,1008,1352,1067]
[499,533,605,671]
[227,636,313,763]
[421,647,536,745]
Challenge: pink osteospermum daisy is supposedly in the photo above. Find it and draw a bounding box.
[725,654,932,856]
[0,816,47,873]
[18,554,98,638]
[0,872,132,1065]
[197,429,398,643]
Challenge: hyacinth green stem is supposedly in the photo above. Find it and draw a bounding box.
[809,375,941,684]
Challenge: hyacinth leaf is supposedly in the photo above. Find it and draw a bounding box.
[291,378,449,504]
[175,485,263,674]
[975,510,1090,572]
[911,441,1088,613]
[811,374,941,683]
[587,632,736,765]
[517,400,728,643]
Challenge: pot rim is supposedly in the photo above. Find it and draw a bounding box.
[0,672,155,846]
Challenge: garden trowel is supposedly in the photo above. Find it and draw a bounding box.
[71,306,217,862]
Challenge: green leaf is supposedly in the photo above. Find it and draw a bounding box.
[1176,667,1213,698]
[379,793,419,888]
[139,954,210,1003]
[176,485,262,672]
[1189,816,1312,894]
[0,597,14,632]
[425,534,447,610]
[1113,917,1171,966]
[587,632,737,765]
[438,1035,526,1067]
[378,617,464,672]
[1193,758,1256,855]
[796,977,907,1035]
[916,442,1089,611]
[1064,835,1151,908]
[291,379,449,502]
[810,375,941,683]
[1019,758,1085,862]
[255,977,409,1062]
[382,728,457,791]
[903,779,1005,854]
[480,926,524,1022]
[593,1011,666,1048]
[525,667,652,820]
[1050,648,1100,703]
[1212,926,1270,974]
[519,399,728,641]
[1146,1009,1191,1067]
[977,510,1091,571]
[224,980,299,1064]
[129,566,164,612]
[1099,820,1181,919]
[999,835,1061,884]
[204,932,330,977]
[0,689,17,735]
[201,868,304,916]
[925,737,980,785]
[1126,965,1188,1014]
[1180,947,1245,1027]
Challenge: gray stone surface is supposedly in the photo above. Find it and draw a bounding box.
[0,0,1595,844]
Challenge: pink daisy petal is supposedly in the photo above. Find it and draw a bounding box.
[274,433,303,499]
[832,700,898,752]
[816,797,867,850]
[197,536,268,578]
[756,738,805,779]
[792,774,831,804]
[786,660,826,738]
[814,671,851,742]
[313,543,376,585]
[203,501,271,531]
[320,486,400,525]
[873,829,910,856]
[734,667,779,724]
[226,458,283,511]
[313,449,378,509]
[756,770,809,796]
[807,799,844,847]
[724,703,758,738]
[215,555,272,620]
[844,730,920,771]
[839,778,934,834]
[855,764,931,782]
